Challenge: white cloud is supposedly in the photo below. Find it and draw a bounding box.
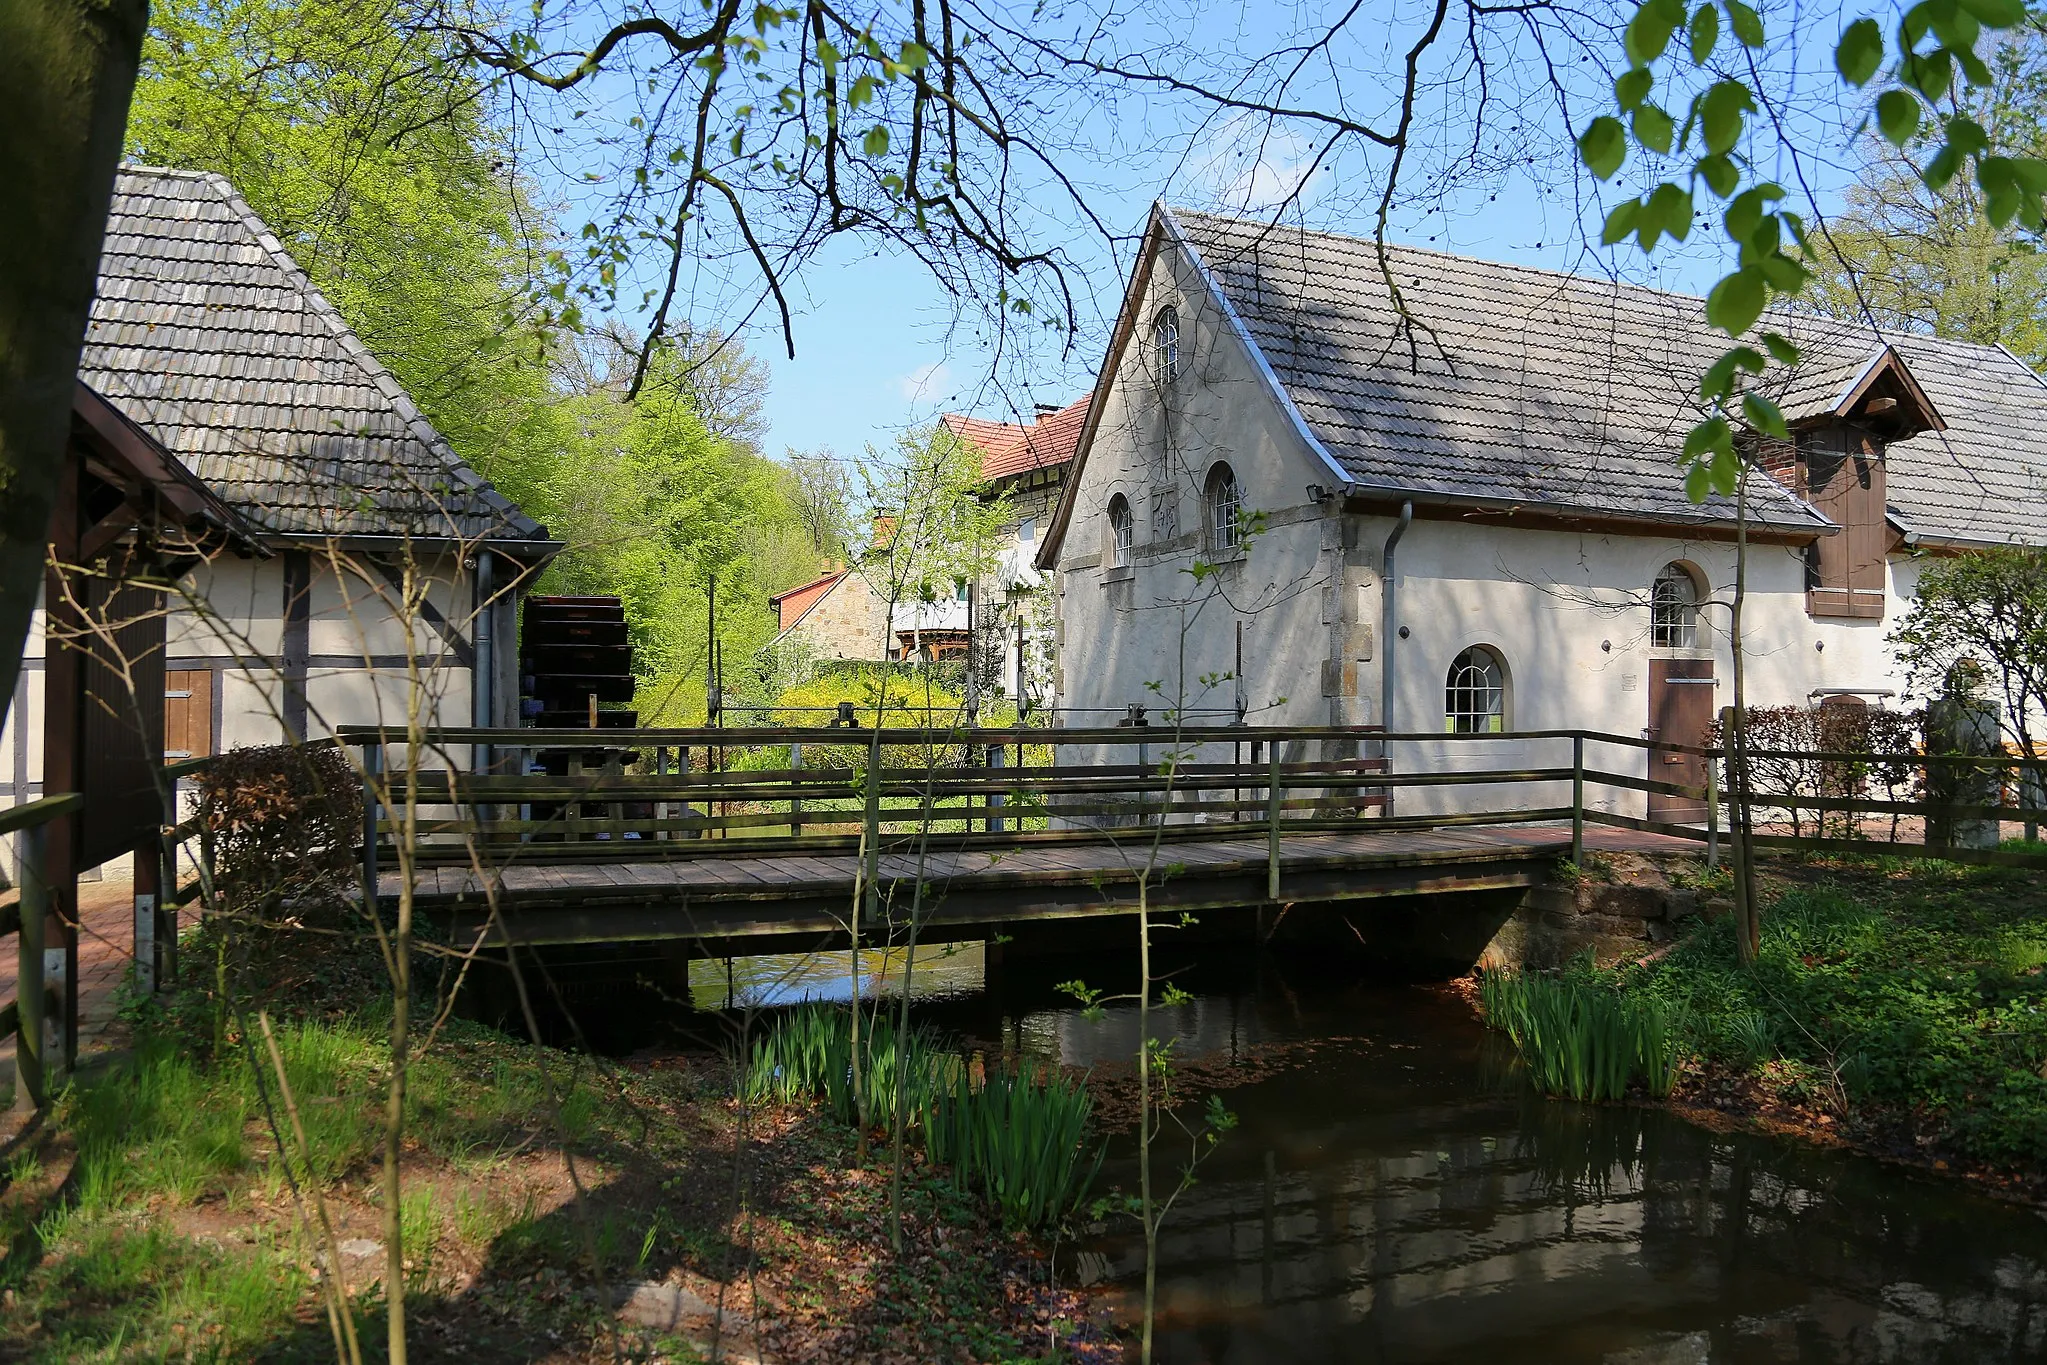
[1188,114,1333,214]
[897,360,953,403]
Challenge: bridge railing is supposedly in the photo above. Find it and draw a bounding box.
[331,723,2047,887]
[331,725,1696,875]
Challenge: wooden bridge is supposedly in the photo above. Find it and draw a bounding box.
[340,724,1724,956]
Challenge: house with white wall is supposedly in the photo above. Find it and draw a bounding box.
[1,166,558,831]
[942,396,1086,703]
[1038,206,2047,818]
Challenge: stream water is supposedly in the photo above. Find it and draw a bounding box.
[561,943,2047,1363]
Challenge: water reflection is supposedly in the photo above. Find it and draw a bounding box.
[614,942,2047,1361]
[683,941,985,1010]
[1017,979,2047,1364]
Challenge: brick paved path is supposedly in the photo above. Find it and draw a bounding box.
[0,873,148,1090]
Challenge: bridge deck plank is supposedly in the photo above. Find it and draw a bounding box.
[388,824,1693,925]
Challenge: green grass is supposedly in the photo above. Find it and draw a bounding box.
[1610,862,2047,1164]
[1479,968,1685,1101]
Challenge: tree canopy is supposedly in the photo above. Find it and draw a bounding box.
[125,0,844,716]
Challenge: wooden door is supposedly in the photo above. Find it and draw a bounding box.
[165,670,213,760]
[1647,659,1715,820]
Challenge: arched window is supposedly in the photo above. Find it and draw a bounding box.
[1153,306,1181,386]
[1445,646,1507,733]
[1107,494,1133,569]
[1204,462,1241,553]
[1651,562,1701,649]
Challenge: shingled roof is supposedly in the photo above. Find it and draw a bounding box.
[943,396,1089,481]
[1150,208,2047,547]
[78,167,553,550]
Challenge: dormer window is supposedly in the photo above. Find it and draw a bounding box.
[1801,426,1887,620]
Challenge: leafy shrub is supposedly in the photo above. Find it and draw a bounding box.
[1616,875,2047,1163]
[744,1004,1102,1230]
[1478,969,1684,1101]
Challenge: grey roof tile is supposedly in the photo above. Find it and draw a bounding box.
[1169,209,2047,543]
[80,167,550,545]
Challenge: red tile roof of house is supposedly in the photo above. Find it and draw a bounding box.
[943,396,1089,481]
[769,569,849,632]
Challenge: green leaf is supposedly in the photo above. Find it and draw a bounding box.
[1684,414,1734,457]
[862,124,890,156]
[1761,253,1809,291]
[1685,460,1711,502]
[1903,49,1954,102]
[1601,200,1642,245]
[1625,0,1687,65]
[1926,143,1963,191]
[898,39,931,70]
[1876,89,1921,146]
[1696,153,1739,197]
[849,73,876,107]
[1947,115,1990,158]
[1634,102,1676,154]
[1701,80,1754,155]
[1958,0,2026,23]
[1706,268,1767,336]
[1835,17,1883,86]
[1647,180,1694,244]
[1616,67,1654,110]
[1688,3,1720,62]
[1726,0,1765,46]
[1762,331,1801,366]
[1742,391,1789,439]
[1579,115,1628,179]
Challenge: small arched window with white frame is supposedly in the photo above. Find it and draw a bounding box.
[1651,561,1702,650]
[1152,305,1181,386]
[1107,494,1133,569]
[1204,462,1241,554]
[1445,646,1507,733]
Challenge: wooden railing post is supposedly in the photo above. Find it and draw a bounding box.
[361,739,382,910]
[1266,742,1282,901]
[988,742,1006,834]
[1571,733,1585,868]
[15,823,46,1114]
[790,741,804,838]
[861,731,882,934]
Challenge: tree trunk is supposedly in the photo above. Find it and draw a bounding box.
[0,0,148,729]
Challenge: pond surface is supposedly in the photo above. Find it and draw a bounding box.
[592,946,2047,1363]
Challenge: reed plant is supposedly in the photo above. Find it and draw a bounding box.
[1479,969,1684,1102]
[743,1005,1102,1230]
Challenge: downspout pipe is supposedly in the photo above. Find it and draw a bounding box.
[473,550,493,771]
[1380,502,1413,733]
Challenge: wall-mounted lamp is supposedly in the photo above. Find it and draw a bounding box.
[1306,484,1332,505]
[1600,639,1612,653]
[1398,625,1411,640]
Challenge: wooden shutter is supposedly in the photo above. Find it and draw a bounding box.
[165,670,213,759]
[1803,428,1886,620]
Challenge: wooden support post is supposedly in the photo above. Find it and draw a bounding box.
[1266,743,1282,901]
[14,824,46,1114]
[1705,747,1721,870]
[1571,733,1585,869]
[133,832,159,996]
[361,740,382,910]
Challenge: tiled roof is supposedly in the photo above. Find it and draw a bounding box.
[944,396,1089,481]
[1168,208,2047,543]
[78,167,551,546]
